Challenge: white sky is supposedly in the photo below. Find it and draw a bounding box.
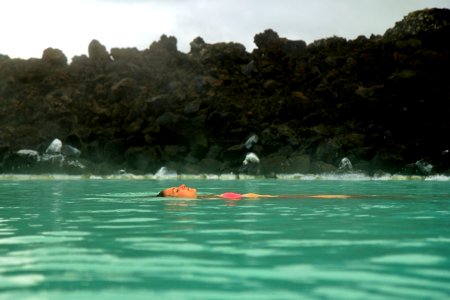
[1,0,449,60]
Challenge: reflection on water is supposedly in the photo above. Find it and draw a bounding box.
[0,179,449,299]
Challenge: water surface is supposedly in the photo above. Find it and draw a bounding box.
[0,178,449,299]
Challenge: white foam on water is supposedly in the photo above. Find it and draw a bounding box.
[425,175,449,181]
[0,173,448,181]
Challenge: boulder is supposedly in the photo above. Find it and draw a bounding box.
[149,34,178,53]
[88,39,111,63]
[42,48,67,66]
[383,8,450,42]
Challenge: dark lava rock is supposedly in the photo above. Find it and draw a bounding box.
[0,8,449,176]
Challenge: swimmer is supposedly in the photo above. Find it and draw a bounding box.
[156,184,352,199]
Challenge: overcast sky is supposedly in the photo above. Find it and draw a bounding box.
[1,0,449,60]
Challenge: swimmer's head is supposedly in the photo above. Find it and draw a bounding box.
[156,184,197,198]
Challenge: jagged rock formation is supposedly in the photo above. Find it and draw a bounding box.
[384,8,450,41]
[0,8,449,176]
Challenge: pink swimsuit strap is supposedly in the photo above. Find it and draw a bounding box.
[220,192,243,200]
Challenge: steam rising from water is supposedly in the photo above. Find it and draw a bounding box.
[0,173,448,181]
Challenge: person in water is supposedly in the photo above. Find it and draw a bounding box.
[156,184,351,199]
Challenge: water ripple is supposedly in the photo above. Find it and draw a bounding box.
[371,254,446,265]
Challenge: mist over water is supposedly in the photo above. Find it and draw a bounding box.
[1,171,449,181]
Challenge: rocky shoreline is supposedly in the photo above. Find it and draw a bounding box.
[1,8,449,177]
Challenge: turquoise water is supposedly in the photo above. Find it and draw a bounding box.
[1,178,449,299]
